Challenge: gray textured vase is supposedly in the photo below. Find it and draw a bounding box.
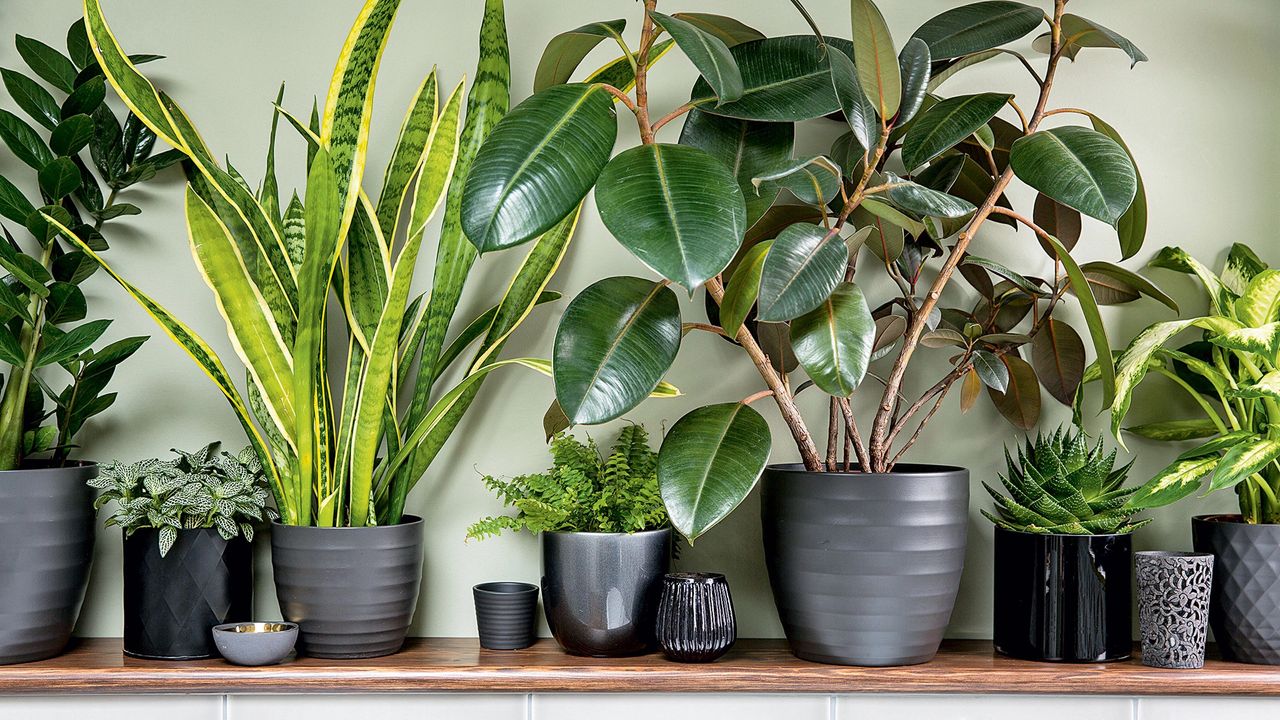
[541,528,671,657]
[271,516,423,659]
[0,463,97,665]
[761,463,969,666]
[1136,550,1213,669]
[1192,515,1280,665]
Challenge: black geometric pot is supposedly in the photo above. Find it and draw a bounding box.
[541,528,670,657]
[1192,514,1280,665]
[123,528,253,660]
[0,463,97,665]
[992,527,1132,662]
[271,516,423,659]
[761,463,969,666]
[655,572,736,663]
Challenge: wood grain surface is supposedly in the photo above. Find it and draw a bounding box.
[0,639,1275,695]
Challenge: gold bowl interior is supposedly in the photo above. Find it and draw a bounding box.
[221,622,294,634]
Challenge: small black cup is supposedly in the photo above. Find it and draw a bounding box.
[473,581,539,650]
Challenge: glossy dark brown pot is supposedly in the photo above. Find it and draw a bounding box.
[992,527,1132,662]
[1192,514,1280,664]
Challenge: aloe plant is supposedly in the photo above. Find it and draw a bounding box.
[55,0,568,527]
[1102,244,1280,524]
[461,0,1166,541]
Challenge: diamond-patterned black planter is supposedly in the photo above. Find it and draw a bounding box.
[123,528,252,660]
[1193,515,1280,665]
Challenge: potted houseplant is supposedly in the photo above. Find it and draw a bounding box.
[461,0,1158,665]
[0,19,166,665]
[468,425,671,657]
[90,443,275,660]
[73,0,563,658]
[983,424,1147,662]
[1103,244,1280,665]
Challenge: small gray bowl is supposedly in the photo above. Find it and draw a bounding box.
[212,622,298,666]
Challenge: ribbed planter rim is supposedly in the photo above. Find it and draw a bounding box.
[666,572,724,584]
[765,461,968,475]
[541,527,670,538]
[474,581,537,595]
[271,515,423,531]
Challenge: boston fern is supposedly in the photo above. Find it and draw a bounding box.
[467,425,667,540]
[90,443,277,556]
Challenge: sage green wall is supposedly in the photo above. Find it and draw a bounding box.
[2,0,1276,640]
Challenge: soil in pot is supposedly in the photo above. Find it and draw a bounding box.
[1192,514,1280,665]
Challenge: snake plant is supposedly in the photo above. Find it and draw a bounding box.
[982,424,1147,535]
[54,0,568,527]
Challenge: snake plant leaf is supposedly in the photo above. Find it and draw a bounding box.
[1109,318,1202,443]
[1031,318,1085,406]
[1124,455,1220,511]
[1235,269,1280,327]
[896,38,931,125]
[1209,440,1280,494]
[720,240,772,338]
[902,93,1011,171]
[671,13,764,47]
[879,172,975,219]
[1,68,60,130]
[344,197,392,350]
[0,109,54,170]
[83,0,183,147]
[50,114,95,156]
[986,354,1040,430]
[1010,126,1136,226]
[16,36,77,94]
[374,69,439,240]
[789,281,875,396]
[1078,261,1177,311]
[677,108,793,229]
[553,277,681,425]
[533,19,626,92]
[659,402,770,542]
[432,290,562,384]
[38,158,82,199]
[1033,14,1148,68]
[1123,418,1220,442]
[694,36,850,121]
[849,0,900,120]
[1085,114,1146,258]
[462,83,616,253]
[651,12,743,104]
[825,47,877,153]
[751,155,842,207]
[911,2,1044,60]
[595,143,745,290]
[1222,243,1267,296]
[757,223,848,322]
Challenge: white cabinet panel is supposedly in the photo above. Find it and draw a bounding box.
[532,693,829,720]
[836,694,1133,720]
[0,696,221,720]
[228,694,526,720]
[1140,697,1280,719]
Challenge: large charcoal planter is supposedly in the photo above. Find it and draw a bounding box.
[541,528,671,657]
[123,528,252,659]
[761,463,968,666]
[271,516,423,659]
[992,527,1132,662]
[1192,514,1280,664]
[0,463,97,665]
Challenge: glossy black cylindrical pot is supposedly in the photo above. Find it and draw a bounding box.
[993,527,1132,662]
[541,528,671,657]
[123,528,252,660]
[1192,515,1280,664]
[761,464,969,667]
[473,582,539,650]
[655,572,736,663]
[271,516,423,659]
[0,463,97,665]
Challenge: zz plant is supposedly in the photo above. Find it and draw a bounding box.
[0,20,167,469]
[461,0,1166,540]
[57,0,562,527]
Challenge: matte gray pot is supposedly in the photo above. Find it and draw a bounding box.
[761,463,969,666]
[541,528,671,657]
[0,463,97,665]
[271,516,423,659]
[1192,514,1280,664]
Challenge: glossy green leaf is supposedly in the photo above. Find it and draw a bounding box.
[462,83,616,253]
[973,349,1008,392]
[694,36,849,121]
[1086,114,1146,258]
[554,277,682,425]
[533,19,626,92]
[66,20,93,70]
[896,38,931,124]
[659,402,770,542]
[1210,440,1280,493]
[987,353,1040,429]
[1010,126,1136,226]
[16,35,76,93]
[583,39,676,91]
[825,44,877,151]
[757,223,848,322]
[902,93,1010,171]
[1034,14,1147,68]
[50,114,95,156]
[0,109,53,170]
[1079,261,1177,311]
[963,255,1040,296]
[1124,418,1220,442]
[45,281,87,324]
[1125,455,1219,510]
[789,281,875,396]
[677,108,793,228]
[596,143,745,290]
[751,155,842,206]
[912,2,1043,60]
[670,13,764,47]
[38,157,82,199]
[1033,192,1081,254]
[849,0,900,119]
[1041,234,1115,406]
[927,49,1001,91]
[720,240,771,337]
[651,12,743,104]
[1031,318,1084,406]
[879,172,975,219]
[2,68,60,130]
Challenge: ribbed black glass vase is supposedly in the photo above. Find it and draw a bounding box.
[655,572,736,663]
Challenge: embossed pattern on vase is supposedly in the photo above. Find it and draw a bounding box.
[655,572,736,662]
[1136,550,1213,669]
[1192,515,1280,665]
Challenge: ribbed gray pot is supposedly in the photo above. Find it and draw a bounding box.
[0,463,97,665]
[1192,515,1280,664]
[271,516,423,659]
[761,463,969,666]
[541,528,671,657]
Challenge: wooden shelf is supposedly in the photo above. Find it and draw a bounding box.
[1,638,1277,695]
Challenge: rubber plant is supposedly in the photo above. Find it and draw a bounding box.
[1100,244,1280,524]
[56,0,570,527]
[461,0,1169,542]
[0,19,165,470]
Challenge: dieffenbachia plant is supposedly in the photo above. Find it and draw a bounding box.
[57,0,566,527]
[0,19,166,470]
[1101,245,1280,524]
[462,0,1169,542]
